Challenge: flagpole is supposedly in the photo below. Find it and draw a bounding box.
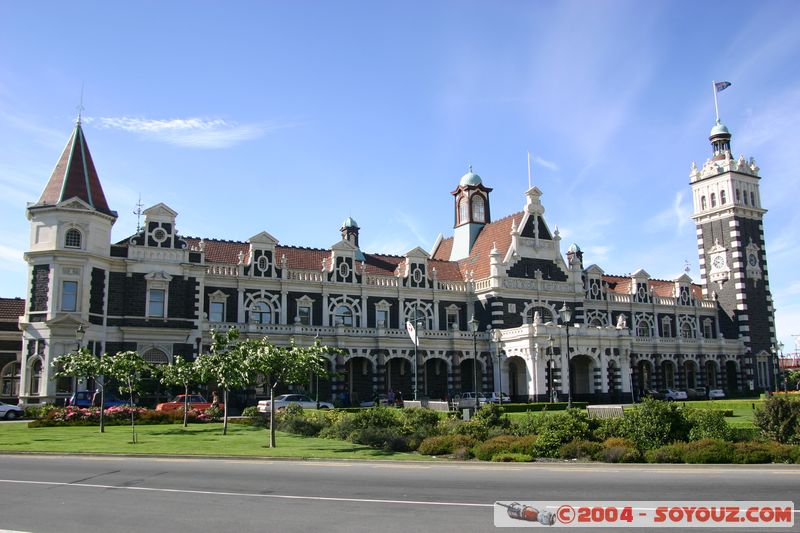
[712,80,720,123]
[527,150,532,189]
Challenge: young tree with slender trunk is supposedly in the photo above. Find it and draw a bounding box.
[246,337,334,448]
[51,348,106,432]
[158,355,199,427]
[103,351,150,444]
[195,328,252,436]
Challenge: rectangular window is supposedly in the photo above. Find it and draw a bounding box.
[209,301,224,322]
[376,309,388,328]
[299,305,311,325]
[703,321,714,339]
[447,311,459,330]
[62,281,78,311]
[149,289,165,318]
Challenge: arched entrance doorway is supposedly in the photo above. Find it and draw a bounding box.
[570,354,594,400]
[345,357,374,406]
[705,360,719,390]
[459,358,483,394]
[607,360,621,402]
[725,360,739,393]
[506,356,528,401]
[309,357,334,403]
[683,359,698,389]
[423,358,447,400]
[385,357,412,401]
[661,359,676,389]
[637,359,654,398]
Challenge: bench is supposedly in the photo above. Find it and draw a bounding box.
[586,405,625,419]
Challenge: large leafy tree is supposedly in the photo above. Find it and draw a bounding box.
[158,355,200,427]
[52,348,107,432]
[246,337,334,448]
[103,350,150,444]
[195,328,253,435]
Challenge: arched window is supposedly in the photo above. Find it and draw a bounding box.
[701,196,707,210]
[661,316,672,337]
[334,305,353,326]
[720,190,727,205]
[29,359,43,396]
[143,348,169,365]
[65,228,82,248]
[735,189,741,204]
[636,320,651,337]
[1,362,20,397]
[750,191,756,206]
[525,306,552,324]
[251,302,271,324]
[458,196,468,224]
[743,191,748,205]
[710,193,717,207]
[471,195,485,223]
[680,322,694,339]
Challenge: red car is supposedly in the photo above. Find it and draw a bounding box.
[155,394,222,412]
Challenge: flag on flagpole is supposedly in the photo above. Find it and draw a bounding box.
[406,320,416,343]
[714,81,732,92]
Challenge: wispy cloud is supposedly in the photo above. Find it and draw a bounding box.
[0,243,25,269]
[534,156,559,172]
[645,191,690,235]
[87,116,283,148]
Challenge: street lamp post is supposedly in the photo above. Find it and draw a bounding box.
[469,315,480,411]
[490,327,502,405]
[772,342,784,393]
[74,324,85,397]
[314,334,321,409]
[547,335,554,403]
[558,303,573,409]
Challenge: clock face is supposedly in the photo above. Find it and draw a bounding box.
[748,254,758,266]
[712,255,725,269]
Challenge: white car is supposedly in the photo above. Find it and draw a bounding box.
[0,401,24,420]
[487,392,512,404]
[659,389,688,401]
[455,392,490,409]
[708,389,726,399]
[257,394,333,412]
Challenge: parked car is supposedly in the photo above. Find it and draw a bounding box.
[487,392,511,404]
[687,387,706,400]
[0,401,24,420]
[155,394,222,412]
[360,394,389,407]
[659,389,688,401]
[454,392,490,409]
[708,389,726,399]
[644,389,664,400]
[257,394,333,412]
[67,390,128,408]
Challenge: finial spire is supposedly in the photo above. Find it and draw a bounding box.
[76,84,85,125]
[133,194,144,232]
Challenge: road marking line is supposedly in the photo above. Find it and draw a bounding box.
[0,479,492,508]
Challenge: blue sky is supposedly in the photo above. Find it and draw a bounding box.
[1,1,798,353]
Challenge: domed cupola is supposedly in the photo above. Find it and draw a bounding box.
[709,120,732,160]
[340,216,360,247]
[566,242,583,267]
[449,165,493,261]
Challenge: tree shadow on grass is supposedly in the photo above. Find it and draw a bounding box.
[147,426,226,437]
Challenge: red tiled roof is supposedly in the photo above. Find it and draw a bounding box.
[365,254,404,276]
[278,246,330,271]
[35,123,114,216]
[185,237,249,264]
[602,275,704,300]
[0,298,24,320]
[432,236,453,261]
[430,259,463,281]
[458,212,524,280]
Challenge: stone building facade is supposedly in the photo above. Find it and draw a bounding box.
[11,116,778,406]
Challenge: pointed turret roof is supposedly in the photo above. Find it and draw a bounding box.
[34,120,116,217]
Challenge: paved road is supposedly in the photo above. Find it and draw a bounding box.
[0,454,797,532]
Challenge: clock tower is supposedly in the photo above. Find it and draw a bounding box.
[690,120,777,391]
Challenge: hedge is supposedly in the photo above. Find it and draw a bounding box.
[500,402,589,413]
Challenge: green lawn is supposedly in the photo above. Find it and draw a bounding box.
[0,422,433,460]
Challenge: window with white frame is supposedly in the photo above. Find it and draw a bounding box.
[680,320,695,339]
[295,295,313,325]
[458,196,468,224]
[65,228,82,248]
[374,299,391,328]
[251,302,271,324]
[446,305,459,330]
[148,289,166,318]
[29,358,42,396]
[334,305,353,326]
[703,319,714,339]
[62,280,78,312]
[661,316,673,337]
[636,319,652,337]
[209,302,225,322]
[471,195,485,222]
[1,362,20,397]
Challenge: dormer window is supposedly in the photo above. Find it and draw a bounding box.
[65,228,82,248]
[471,195,485,223]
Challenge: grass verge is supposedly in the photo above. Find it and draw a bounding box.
[0,422,434,461]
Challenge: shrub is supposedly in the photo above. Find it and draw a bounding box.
[686,409,733,442]
[24,404,55,420]
[492,453,534,462]
[350,407,401,430]
[318,412,357,440]
[620,398,690,451]
[350,426,409,452]
[241,406,266,427]
[474,435,519,461]
[400,408,441,438]
[509,435,538,456]
[532,409,591,458]
[509,411,540,436]
[559,439,603,460]
[593,417,624,441]
[452,446,472,460]
[203,406,223,421]
[418,435,478,456]
[597,437,640,463]
[645,443,687,463]
[280,417,324,437]
[733,442,795,464]
[473,403,508,428]
[453,419,490,441]
[682,439,734,464]
[753,397,800,444]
